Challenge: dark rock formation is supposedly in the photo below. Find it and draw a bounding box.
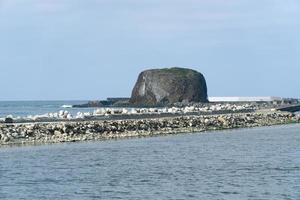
[73,101,104,108]
[4,117,13,123]
[73,98,130,108]
[130,67,208,106]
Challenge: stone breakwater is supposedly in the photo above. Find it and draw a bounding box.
[0,103,257,123]
[0,112,299,146]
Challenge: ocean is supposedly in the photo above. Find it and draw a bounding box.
[0,124,299,199]
[0,101,94,118]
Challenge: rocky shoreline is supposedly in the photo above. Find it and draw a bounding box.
[0,111,299,146]
[0,103,275,124]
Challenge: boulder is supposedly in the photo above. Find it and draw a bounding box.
[130,67,208,106]
[73,101,104,108]
[4,117,13,123]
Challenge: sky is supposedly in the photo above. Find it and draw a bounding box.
[0,0,299,100]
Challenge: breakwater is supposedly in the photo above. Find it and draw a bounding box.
[0,111,299,146]
[0,103,258,123]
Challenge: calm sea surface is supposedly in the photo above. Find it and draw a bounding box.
[0,101,93,117]
[0,124,299,199]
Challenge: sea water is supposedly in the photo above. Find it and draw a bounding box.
[0,101,93,117]
[0,124,299,199]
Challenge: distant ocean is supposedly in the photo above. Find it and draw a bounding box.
[0,101,95,118]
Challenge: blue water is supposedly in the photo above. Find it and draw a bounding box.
[0,124,299,199]
[0,101,94,117]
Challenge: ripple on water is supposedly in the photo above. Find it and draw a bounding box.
[0,124,300,199]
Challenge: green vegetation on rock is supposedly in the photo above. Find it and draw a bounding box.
[150,67,196,76]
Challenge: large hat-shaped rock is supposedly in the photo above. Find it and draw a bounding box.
[130,67,208,106]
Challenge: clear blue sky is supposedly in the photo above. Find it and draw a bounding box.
[0,0,299,100]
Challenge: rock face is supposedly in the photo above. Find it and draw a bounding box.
[130,67,208,106]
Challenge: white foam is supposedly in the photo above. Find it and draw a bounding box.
[61,105,73,108]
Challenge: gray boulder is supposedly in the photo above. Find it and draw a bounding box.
[130,67,208,106]
[5,117,13,123]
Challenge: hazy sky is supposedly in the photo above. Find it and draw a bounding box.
[0,0,299,100]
